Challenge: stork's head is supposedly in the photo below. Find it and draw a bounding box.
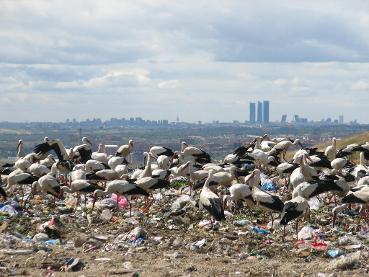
[82,137,92,145]
[253,169,261,177]
[17,139,23,150]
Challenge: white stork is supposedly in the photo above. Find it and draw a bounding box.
[199,170,225,225]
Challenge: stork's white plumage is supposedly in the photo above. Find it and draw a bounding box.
[352,152,368,178]
[209,166,237,187]
[224,183,254,209]
[5,172,37,188]
[149,146,174,158]
[95,169,120,181]
[108,156,126,170]
[135,177,170,192]
[248,149,269,167]
[331,158,348,172]
[358,176,369,186]
[14,158,31,172]
[270,139,302,161]
[244,169,261,188]
[170,161,190,177]
[91,144,109,164]
[85,160,106,173]
[137,152,154,179]
[325,137,337,161]
[203,164,224,173]
[289,154,317,189]
[28,163,50,177]
[32,174,61,198]
[116,140,134,161]
[70,169,86,181]
[157,155,171,170]
[40,154,56,168]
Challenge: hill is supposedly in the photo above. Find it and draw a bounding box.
[314,131,369,151]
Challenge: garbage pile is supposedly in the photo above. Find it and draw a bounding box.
[1,135,369,275]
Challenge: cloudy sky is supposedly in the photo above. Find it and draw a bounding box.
[1,0,369,123]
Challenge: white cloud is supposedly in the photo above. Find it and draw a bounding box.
[157,79,181,89]
[84,69,152,88]
[351,80,369,91]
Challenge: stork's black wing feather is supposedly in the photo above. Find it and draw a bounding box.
[309,179,342,197]
[309,157,332,168]
[203,198,225,221]
[162,147,174,157]
[33,142,51,155]
[0,186,7,199]
[280,202,302,225]
[50,142,64,161]
[78,148,92,163]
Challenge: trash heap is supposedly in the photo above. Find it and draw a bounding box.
[0,185,368,277]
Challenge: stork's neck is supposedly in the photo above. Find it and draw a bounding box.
[255,137,261,149]
[50,164,58,176]
[360,152,366,166]
[94,189,108,198]
[61,186,73,193]
[55,140,69,161]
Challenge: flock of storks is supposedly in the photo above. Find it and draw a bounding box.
[1,135,369,240]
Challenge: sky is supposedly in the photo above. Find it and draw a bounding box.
[1,0,369,123]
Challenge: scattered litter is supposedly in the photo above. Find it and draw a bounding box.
[298,226,314,240]
[327,249,344,258]
[252,226,270,235]
[329,251,361,270]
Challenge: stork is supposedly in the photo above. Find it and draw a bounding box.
[17,140,25,159]
[93,180,149,215]
[199,170,225,226]
[279,196,309,241]
[116,140,134,163]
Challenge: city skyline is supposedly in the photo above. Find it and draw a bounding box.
[1,1,369,123]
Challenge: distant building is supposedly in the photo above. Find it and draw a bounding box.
[263,100,269,124]
[257,101,263,123]
[339,115,344,125]
[249,102,256,123]
[281,114,287,123]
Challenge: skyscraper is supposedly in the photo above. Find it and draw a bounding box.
[339,115,344,125]
[257,101,263,123]
[263,100,269,124]
[249,102,256,123]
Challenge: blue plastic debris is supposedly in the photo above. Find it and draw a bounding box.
[130,237,145,246]
[0,204,19,217]
[235,219,249,227]
[327,249,343,258]
[252,226,270,235]
[261,182,277,192]
[45,239,61,245]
